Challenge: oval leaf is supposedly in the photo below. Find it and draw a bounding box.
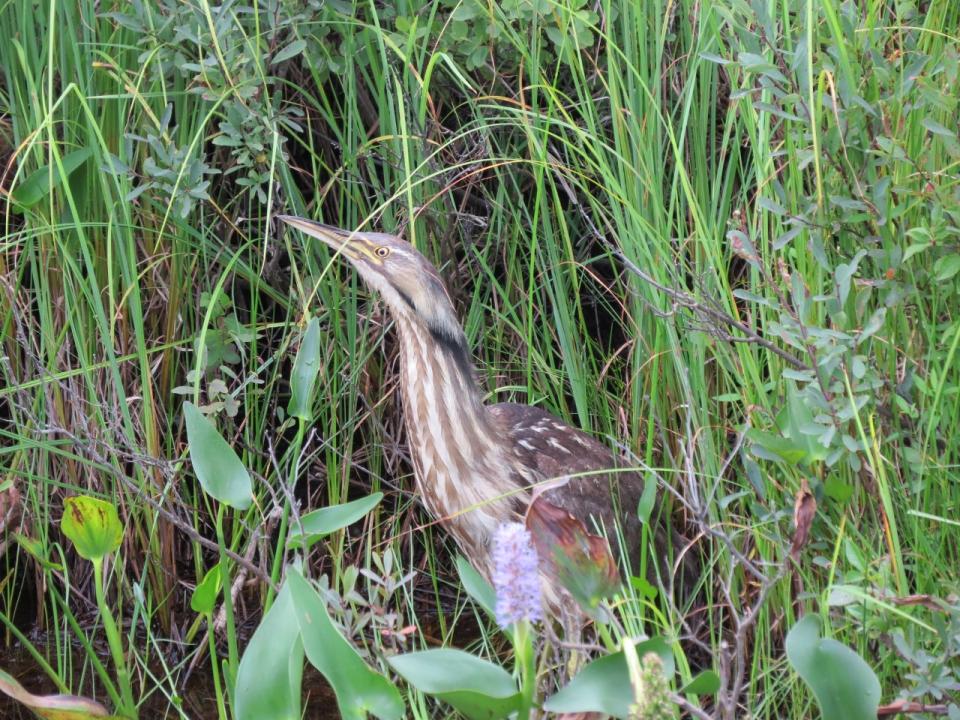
[60,497,123,563]
[190,562,223,614]
[785,614,880,720]
[11,148,92,210]
[272,39,307,65]
[183,401,252,510]
[287,570,404,720]
[388,649,520,720]
[287,317,322,422]
[456,555,496,618]
[543,638,674,718]
[286,493,383,549]
[636,473,657,524]
[235,581,304,720]
[681,669,720,695]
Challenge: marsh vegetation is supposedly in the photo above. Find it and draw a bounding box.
[1,0,959,718]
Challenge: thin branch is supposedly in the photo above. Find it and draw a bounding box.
[877,700,951,717]
[612,248,810,371]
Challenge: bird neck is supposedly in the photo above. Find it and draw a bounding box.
[393,314,518,541]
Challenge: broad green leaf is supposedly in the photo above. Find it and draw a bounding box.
[824,477,854,503]
[183,401,252,510]
[750,389,831,468]
[288,570,404,720]
[235,581,304,720]
[11,148,92,211]
[60,497,123,563]
[456,555,496,618]
[748,428,808,464]
[902,242,930,263]
[0,668,123,719]
[785,614,880,720]
[272,39,307,64]
[681,669,720,695]
[388,649,520,720]
[935,255,960,282]
[286,493,383,549]
[287,316,322,422]
[543,638,673,718]
[190,562,222,614]
[738,52,788,82]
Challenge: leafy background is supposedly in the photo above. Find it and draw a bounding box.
[1,0,958,717]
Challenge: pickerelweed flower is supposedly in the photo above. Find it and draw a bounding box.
[492,522,543,629]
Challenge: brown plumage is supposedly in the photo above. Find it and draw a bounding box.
[279,216,686,616]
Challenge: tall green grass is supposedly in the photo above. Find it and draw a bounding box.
[1,0,958,717]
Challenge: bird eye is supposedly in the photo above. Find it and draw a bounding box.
[376,246,390,258]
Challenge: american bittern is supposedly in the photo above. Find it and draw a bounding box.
[279,216,686,615]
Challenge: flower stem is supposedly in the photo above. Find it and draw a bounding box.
[215,505,240,701]
[93,558,136,717]
[513,620,537,720]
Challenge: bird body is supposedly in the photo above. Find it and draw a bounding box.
[279,216,659,610]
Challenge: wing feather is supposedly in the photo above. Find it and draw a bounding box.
[488,402,644,557]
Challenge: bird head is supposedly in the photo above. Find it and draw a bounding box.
[278,215,466,352]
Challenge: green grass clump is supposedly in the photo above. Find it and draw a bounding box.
[1,0,958,717]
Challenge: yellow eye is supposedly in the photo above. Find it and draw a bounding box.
[376,246,390,258]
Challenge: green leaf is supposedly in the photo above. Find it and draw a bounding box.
[628,575,658,600]
[0,668,124,719]
[921,117,956,137]
[824,477,854,503]
[13,533,63,572]
[183,401,252,510]
[543,653,632,717]
[286,493,383,550]
[60,497,123,563]
[288,570,404,720]
[451,3,477,20]
[681,669,720,695]
[456,555,496,618]
[235,581,304,720]
[272,39,307,64]
[287,317,323,421]
[190,563,222,614]
[543,638,673,718]
[751,390,831,468]
[636,473,657,524]
[935,255,960,282]
[747,428,809,465]
[388,649,520,720]
[11,148,92,210]
[698,51,730,65]
[785,615,880,720]
[738,52,787,82]
[902,242,930,263]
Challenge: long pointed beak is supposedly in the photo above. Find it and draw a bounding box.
[277,215,360,259]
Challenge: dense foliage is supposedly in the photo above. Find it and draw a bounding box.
[1,0,958,717]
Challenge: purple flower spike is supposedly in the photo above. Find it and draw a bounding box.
[492,522,543,628]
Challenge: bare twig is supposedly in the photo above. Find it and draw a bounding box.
[877,700,951,717]
[611,248,810,372]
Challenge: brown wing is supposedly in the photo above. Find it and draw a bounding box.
[487,402,645,561]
